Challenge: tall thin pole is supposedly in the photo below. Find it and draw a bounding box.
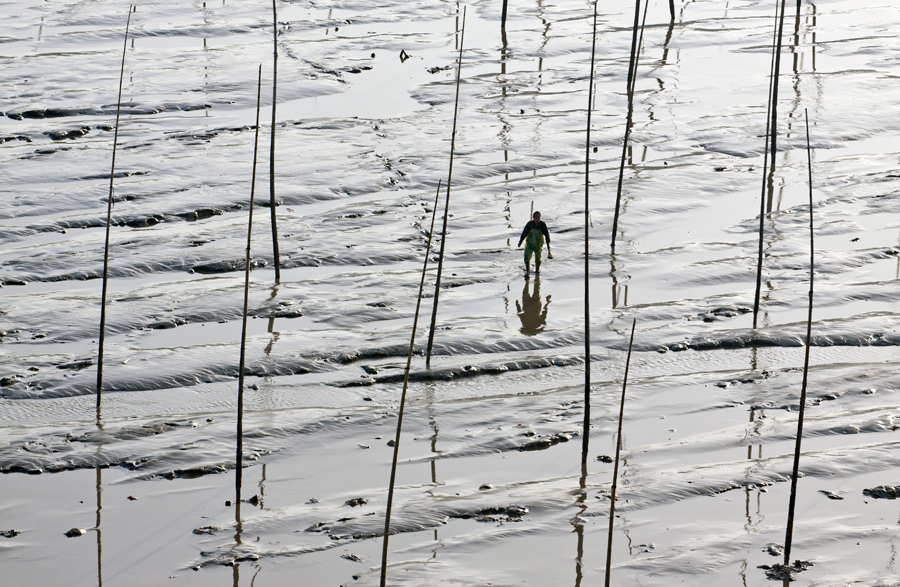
[610,0,645,249]
[669,0,675,21]
[237,65,263,508]
[624,0,641,91]
[425,8,466,368]
[753,0,788,327]
[783,108,814,567]
[752,4,782,328]
[604,319,636,587]
[380,180,443,587]
[581,1,599,465]
[96,6,133,416]
[501,0,508,29]
[269,0,282,283]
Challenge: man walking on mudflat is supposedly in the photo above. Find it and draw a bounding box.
[517,211,552,275]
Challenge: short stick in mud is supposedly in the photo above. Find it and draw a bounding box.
[96,5,133,417]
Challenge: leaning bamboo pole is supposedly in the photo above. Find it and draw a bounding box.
[752,0,788,327]
[96,6,133,416]
[379,180,443,587]
[425,8,467,368]
[236,65,264,509]
[604,319,636,587]
[782,108,815,568]
[610,0,648,249]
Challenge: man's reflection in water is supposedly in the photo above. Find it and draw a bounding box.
[516,275,550,336]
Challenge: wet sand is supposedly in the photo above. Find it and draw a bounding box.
[3,0,900,585]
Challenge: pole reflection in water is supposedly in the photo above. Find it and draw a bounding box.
[96,466,102,587]
[233,499,243,586]
[426,383,442,550]
[515,275,550,336]
[572,462,587,587]
[259,464,267,509]
[610,252,627,309]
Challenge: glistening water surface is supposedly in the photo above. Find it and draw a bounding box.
[2,0,900,585]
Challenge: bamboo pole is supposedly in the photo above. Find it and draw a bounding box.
[669,0,675,21]
[610,0,648,249]
[425,9,466,368]
[782,108,814,567]
[96,6,133,416]
[581,1,599,465]
[379,180,443,587]
[752,0,788,327]
[752,4,782,329]
[501,0,508,29]
[237,65,264,509]
[604,319,636,587]
[269,0,282,283]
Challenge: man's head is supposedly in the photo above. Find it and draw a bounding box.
[533,211,541,221]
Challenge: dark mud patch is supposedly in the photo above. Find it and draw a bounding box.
[518,431,579,452]
[191,258,268,274]
[336,355,591,387]
[305,502,530,542]
[653,326,900,353]
[759,560,813,581]
[6,102,212,120]
[45,126,91,141]
[455,504,528,523]
[863,485,900,499]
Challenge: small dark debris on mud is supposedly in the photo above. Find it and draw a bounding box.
[127,495,138,501]
[65,528,86,538]
[244,495,260,506]
[345,497,368,507]
[819,490,843,500]
[1,529,20,538]
[763,543,783,557]
[193,526,221,535]
[341,553,363,562]
[479,483,494,491]
[597,455,613,463]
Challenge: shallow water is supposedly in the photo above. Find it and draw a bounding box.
[3,0,900,585]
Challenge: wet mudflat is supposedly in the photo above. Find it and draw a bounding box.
[3,0,900,585]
